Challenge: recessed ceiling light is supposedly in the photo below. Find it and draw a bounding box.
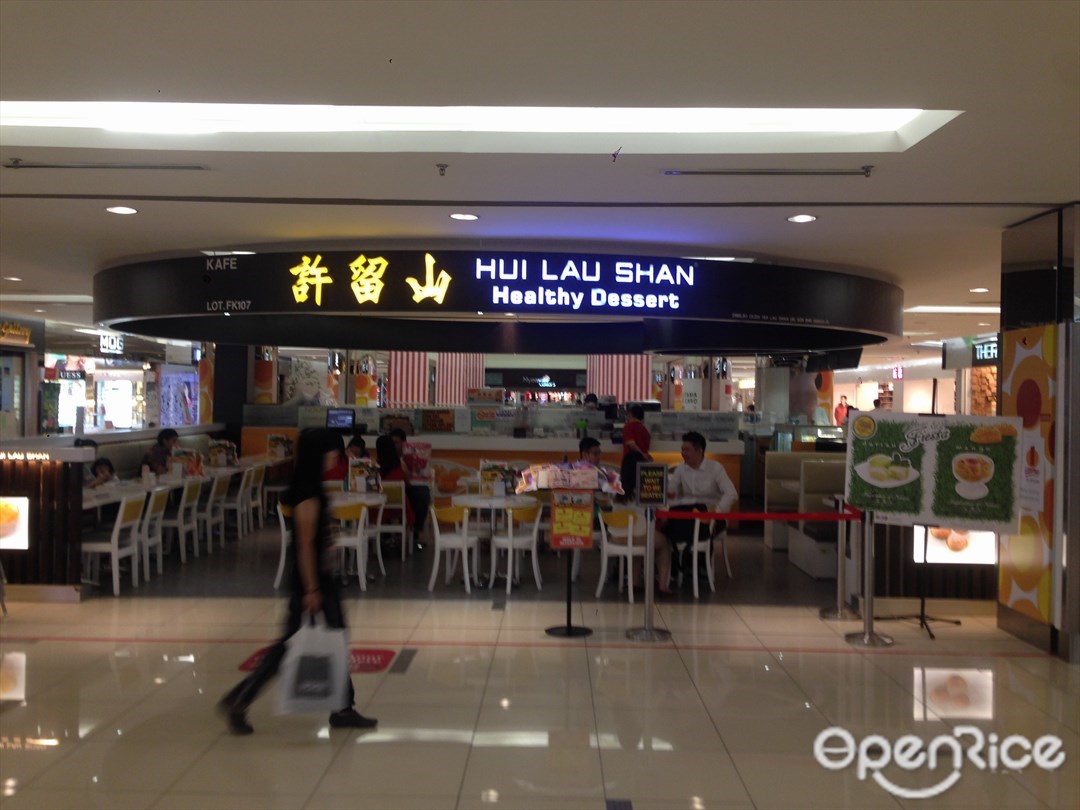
[201,250,256,256]
[33,308,46,313]
[3,276,22,282]
[969,287,990,293]
[787,214,817,224]
[977,322,992,327]
[450,213,479,221]
[683,256,755,263]
[477,311,484,315]
[106,206,137,215]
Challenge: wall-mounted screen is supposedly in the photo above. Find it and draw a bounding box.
[325,408,355,431]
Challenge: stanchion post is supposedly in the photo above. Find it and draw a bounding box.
[627,505,671,642]
[845,510,893,647]
[820,497,859,620]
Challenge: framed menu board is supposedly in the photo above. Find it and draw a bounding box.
[845,412,1022,532]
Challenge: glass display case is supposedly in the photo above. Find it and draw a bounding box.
[772,424,845,453]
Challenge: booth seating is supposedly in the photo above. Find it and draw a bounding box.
[786,458,847,580]
[763,451,846,550]
[89,433,216,480]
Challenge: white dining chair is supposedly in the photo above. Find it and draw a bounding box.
[81,493,144,597]
[274,502,292,590]
[488,503,543,594]
[596,509,647,603]
[245,464,266,532]
[688,515,733,599]
[222,467,254,539]
[428,505,479,594]
[161,479,201,563]
[379,480,409,559]
[138,486,170,580]
[197,473,231,552]
[331,501,385,591]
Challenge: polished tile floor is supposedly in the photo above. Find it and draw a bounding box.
[1,529,1077,809]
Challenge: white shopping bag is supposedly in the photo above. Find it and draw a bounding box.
[275,613,349,714]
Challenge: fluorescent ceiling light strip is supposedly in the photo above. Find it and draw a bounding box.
[905,306,1001,314]
[0,101,927,135]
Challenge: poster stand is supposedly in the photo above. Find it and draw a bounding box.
[877,529,961,640]
[545,488,593,638]
[844,511,894,648]
[544,550,592,638]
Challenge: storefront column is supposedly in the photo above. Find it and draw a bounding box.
[998,204,1079,661]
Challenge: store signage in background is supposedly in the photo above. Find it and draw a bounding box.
[485,369,584,390]
[95,250,902,335]
[467,387,506,404]
[892,365,904,381]
[681,378,703,411]
[972,337,999,366]
[550,490,595,550]
[845,411,1022,532]
[99,333,124,355]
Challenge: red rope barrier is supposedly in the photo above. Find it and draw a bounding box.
[655,503,862,523]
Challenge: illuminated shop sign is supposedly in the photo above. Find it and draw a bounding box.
[99,333,125,355]
[93,249,908,351]
[276,251,694,314]
[972,338,999,366]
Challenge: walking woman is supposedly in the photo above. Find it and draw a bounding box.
[218,427,377,734]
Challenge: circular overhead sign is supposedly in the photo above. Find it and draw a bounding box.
[94,249,903,353]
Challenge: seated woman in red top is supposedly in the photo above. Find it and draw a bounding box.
[375,434,415,529]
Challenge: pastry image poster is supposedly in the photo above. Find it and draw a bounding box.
[846,413,1021,531]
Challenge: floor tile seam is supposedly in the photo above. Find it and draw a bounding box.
[111,733,222,799]
[668,635,759,806]
[454,635,501,810]
[582,630,614,806]
[0,633,1057,665]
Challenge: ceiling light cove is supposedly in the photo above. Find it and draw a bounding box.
[0,102,962,155]
[106,206,137,215]
[787,214,817,224]
[905,305,1001,314]
[450,213,479,221]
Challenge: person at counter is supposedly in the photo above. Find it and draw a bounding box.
[390,428,429,550]
[141,429,178,475]
[622,404,652,461]
[656,431,738,596]
[834,395,849,427]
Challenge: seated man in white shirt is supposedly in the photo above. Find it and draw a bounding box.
[657,431,738,595]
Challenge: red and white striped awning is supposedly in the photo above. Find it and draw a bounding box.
[586,355,651,404]
[386,351,429,406]
[435,353,485,406]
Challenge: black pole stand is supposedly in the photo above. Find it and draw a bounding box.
[876,530,961,640]
[545,551,592,638]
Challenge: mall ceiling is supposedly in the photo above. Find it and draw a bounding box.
[1,1,1078,366]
